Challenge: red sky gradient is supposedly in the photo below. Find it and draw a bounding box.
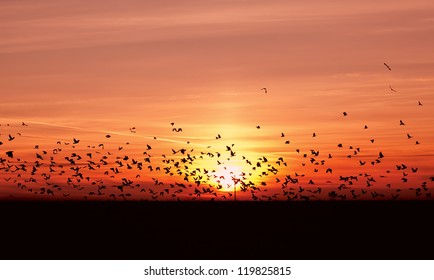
[1,0,433,200]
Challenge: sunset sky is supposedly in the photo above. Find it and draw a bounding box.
[1,0,433,200]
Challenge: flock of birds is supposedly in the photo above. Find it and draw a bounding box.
[0,62,432,201]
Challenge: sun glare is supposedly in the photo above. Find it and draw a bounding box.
[212,164,244,192]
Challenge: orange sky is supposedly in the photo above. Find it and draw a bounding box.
[1,0,433,200]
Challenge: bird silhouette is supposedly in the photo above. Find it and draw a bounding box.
[0,83,429,203]
[384,62,392,70]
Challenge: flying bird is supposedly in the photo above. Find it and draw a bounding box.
[384,62,392,70]
[260,87,268,94]
[0,107,428,202]
[389,85,397,92]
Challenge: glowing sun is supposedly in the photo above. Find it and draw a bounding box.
[212,164,244,191]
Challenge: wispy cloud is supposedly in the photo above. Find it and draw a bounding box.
[2,1,434,53]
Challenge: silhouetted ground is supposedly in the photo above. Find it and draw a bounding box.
[1,201,433,259]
